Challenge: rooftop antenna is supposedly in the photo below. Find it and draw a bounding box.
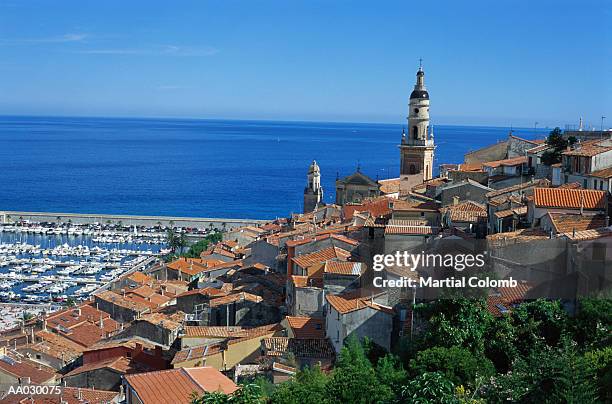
[357,160,361,173]
[418,58,423,71]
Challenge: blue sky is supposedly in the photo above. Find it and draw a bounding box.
[0,0,609,127]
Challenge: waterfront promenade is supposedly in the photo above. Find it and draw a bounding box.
[0,210,267,231]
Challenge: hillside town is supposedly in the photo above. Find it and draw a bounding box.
[0,66,609,403]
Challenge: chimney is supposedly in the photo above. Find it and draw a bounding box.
[580,194,585,215]
[99,314,104,330]
[42,318,47,332]
[134,343,143,356]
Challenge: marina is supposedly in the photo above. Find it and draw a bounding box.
[0,221,168,310]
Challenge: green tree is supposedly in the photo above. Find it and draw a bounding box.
[486,339,598,403]
[409,346,495,389]
[270,366,328,404]
[376,354,408,398]
[541,127,576,165]
[191,383,265,404]
[483,315,518,373]
[583,347,612,402]
[325,336,395,403]
[512,299,568,355]
[572,297,612,349]
[415,298,493,353]
[400,371,456,404]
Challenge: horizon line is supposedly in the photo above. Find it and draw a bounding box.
[0,113,559,132]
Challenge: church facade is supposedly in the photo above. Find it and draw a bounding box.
[399,63,436,189]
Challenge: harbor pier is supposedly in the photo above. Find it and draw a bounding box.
[0,210,267,231]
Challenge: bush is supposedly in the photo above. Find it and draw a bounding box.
[410,346,495,389]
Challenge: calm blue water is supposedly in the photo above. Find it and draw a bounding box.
[0,116,544,219]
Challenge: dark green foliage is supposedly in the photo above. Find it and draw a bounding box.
[410,346,495,389]
[401,371,456,404]
[191,384,265,404]
[573,298,612,349]
[482,315,517,373]
[190,297,611,404]
[511,299,567,354]
[541,127,574,165]
[486,339,599,403]
[415,298,493,353]
[182,232,223,258]
[270,366,328,404]
[325,336,395,403]
[583,347,612,402]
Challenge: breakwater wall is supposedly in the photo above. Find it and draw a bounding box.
[0,210,267,231]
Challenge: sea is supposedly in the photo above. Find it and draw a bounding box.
[0,116,546,220]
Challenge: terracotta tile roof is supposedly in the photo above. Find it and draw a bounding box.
[176,287,226,298]
[454,162,485,172]
[546,213,607,233]
[526,143,552,153]
[562,139,612,157]
[45,304,112,332]
[487,281,533,317]
[28,331,86,362]
[292,246,351,269]
[385,219,439,235]
[590,167,612,179]
[183,326,245,338]
[64,355,143,378]
[0,387,119,404]
[559,227,612,241]
[62,322,106,347]
[559,181,582,189]
[167,258,228,276]
[124,367,238,403]
[493,206,528,219]
[290,275,323,288]
[324,261,365,276]
[140,312,183,331]
[391,199,440,212]
[482,156,527,168]
[285,233,359,247]
[533,187,606,209]
[272,362,297,375]
[441,201,487,223]
[95,290,151,313]
[126,271,154,284]
[485,179,550,198]
[343,196,393,220]
[209,292,262,307]
[326,292,394,315]
[487,228,549,244]
[0,350,56,384]
[285,316,325,339]
[262,337,335,359]
[378,178,401,194]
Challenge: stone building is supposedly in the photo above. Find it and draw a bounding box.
[335,170,381,205]
[304,160,324,213]
[399,62,435,189]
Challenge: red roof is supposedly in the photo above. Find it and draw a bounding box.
[292,246,351,269]
[533,187,606,209]
[124,367,238,404]
[285,316,326,339]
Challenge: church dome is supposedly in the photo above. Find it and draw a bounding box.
[410,89,429,99]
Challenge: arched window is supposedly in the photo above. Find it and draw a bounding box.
[409,164,416,175]
[412,126,418,139]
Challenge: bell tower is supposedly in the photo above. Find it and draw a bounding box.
[399,61,435,186]
[304,160,323,212]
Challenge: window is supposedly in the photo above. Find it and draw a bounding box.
[409,164,416,175]
[414,108,419,113]
[584,179,588,189]
[412,126,418,139]
[600,180,604,190]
